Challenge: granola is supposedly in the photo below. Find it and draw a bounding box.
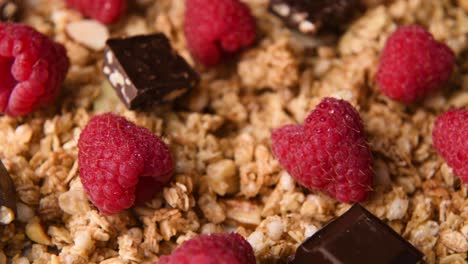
[0,0,467,263]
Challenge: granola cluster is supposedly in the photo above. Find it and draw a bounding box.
[0,0,467,263]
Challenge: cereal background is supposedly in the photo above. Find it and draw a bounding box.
[0,0,467,263]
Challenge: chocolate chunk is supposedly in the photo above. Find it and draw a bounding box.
[0,0,19,21]
[289,204,424,264]
[103,33,200,109]
[0,160,16,215]
[269,0,362,34]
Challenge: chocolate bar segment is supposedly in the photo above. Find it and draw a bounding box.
[0,160,16,217]
[269,0,361,34]
[0,0,19,21]
[289,204,424,264]
[103,33,200,109]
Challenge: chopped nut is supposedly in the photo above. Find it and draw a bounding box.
[26,217,51,245]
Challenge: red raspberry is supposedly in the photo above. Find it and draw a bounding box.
[184,0,256,66]
[78,113,174,215]
[158,233,255,264]
[432,109,468,183]
[376,25,455,103]
[66,0,127,24]
[271,98,374,203]
[0,23,69,117]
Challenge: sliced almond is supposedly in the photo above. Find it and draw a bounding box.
[66,20,109,51]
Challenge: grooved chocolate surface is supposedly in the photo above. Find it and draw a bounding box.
[268,0,361,34]
[288,204,424,264]
[0,160,16,214]
[103,33,200,110]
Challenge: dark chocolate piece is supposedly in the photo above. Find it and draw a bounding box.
[289,204,424,264]
[0,0,19,21]
[0,160,16,215]
[269,0,361,34]
[103,33,200,109]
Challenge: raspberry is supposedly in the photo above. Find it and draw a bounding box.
[271,97,374,203]
[376,25,455,103]
[78,113,174,215]
[158,233,255,264]
[432,109,468,183]
[66,0,127,24]
[0,23,69,117]
[184,0,256,66]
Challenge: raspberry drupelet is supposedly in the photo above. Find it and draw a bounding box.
[78,113,174,215]
[0,23,69,117]
[271,97,374,203]
[157,233,256,264]
[184,0,257,66]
